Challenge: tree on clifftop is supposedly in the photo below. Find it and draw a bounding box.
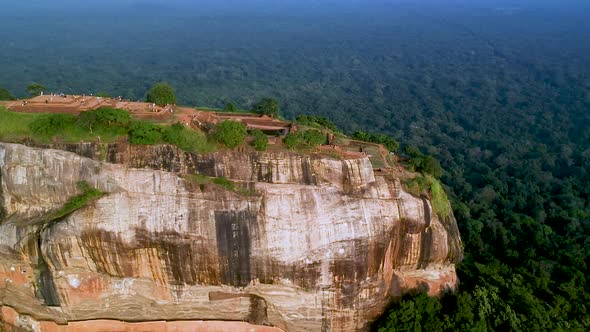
[0,87,15,101]
[27,83,46,96]
[252,98,280,117]
[146,82,176,106]
[213,120,247,149]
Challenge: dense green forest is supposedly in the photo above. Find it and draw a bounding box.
[1,1,589,330]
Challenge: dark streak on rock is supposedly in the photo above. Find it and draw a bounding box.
[135,228,219,286]
[253,257,322,291]
[207,291,270,326]
[79,229,134,277]
[36,231,60,306]
[418,196,433,269]
[194,156,217,177]
[214,210,254,287]
[255,157,273,183]
[330,240,370,309]
[341,160,353,193]
[421,196,431,228]
[301,156,317,185]
[0,165,6,223]
[249,294,270,326]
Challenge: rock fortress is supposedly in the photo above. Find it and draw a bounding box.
[0,93,462,331]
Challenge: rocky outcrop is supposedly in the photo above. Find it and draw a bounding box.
[0,142,462,332]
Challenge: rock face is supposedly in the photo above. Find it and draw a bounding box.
[0,142,462,332]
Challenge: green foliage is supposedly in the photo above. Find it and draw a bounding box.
[146,82,176,106]
[224,102,239,112]
[162,122,215,153]
[0,108,213,152]
[403,146,443,178]
[429,177,451,220]
[352,131,399,152]
[283,131,304,150]
[252,98,280,117]
[182,173,211,185]
[373,286,525,332]
[3,107,119,143]
[295,115,337,131]
[403,175,451,220]
[26,83,46,96]
[0,107,40,141]
[213,120,247,148]
[403,145,422,158]
[29,113,77,137]
[95,107,131,127]
[212,176,235,191]
[374,293,447,332]
[76,110,99,133]
[128,121,162,145]
[303,129,326,146]
[0,87,15,101]
[95,92,110,98]
[420,156,443,178]
[284,129,326,150]
[183,174,257,195]
[75,108,130,136]
[250,129,268,151]
[372,134,400,152]
[48,182,104,222]
[351,130,370,141]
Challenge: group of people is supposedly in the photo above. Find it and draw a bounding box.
[42,92,69,104]
[150,103,176,113]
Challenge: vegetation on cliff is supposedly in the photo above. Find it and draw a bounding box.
[295,115,338,132]
[0,107,215,153]
[0,108,42,141]
[403,175,451,220]
[182,174,256,196]
[47,181,104,223]
[351,131,399,153]
[212,120,247,148]
[250,129,268,151]
[284,129,327,150]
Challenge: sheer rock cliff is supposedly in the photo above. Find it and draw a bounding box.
[0,142,462,332]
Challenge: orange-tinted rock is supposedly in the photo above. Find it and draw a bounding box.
[2,306,283,332]
[0,143,462,331]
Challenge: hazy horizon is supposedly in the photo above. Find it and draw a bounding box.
[1,0,589,110]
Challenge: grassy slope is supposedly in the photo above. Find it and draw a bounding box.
[403,174,451,220]
[47,182,104,222]
[0,107,126,143]
[0,106,40,141]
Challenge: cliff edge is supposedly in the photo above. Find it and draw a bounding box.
[0,142,462,331]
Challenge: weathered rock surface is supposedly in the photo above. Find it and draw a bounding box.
[0,142,462,332]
